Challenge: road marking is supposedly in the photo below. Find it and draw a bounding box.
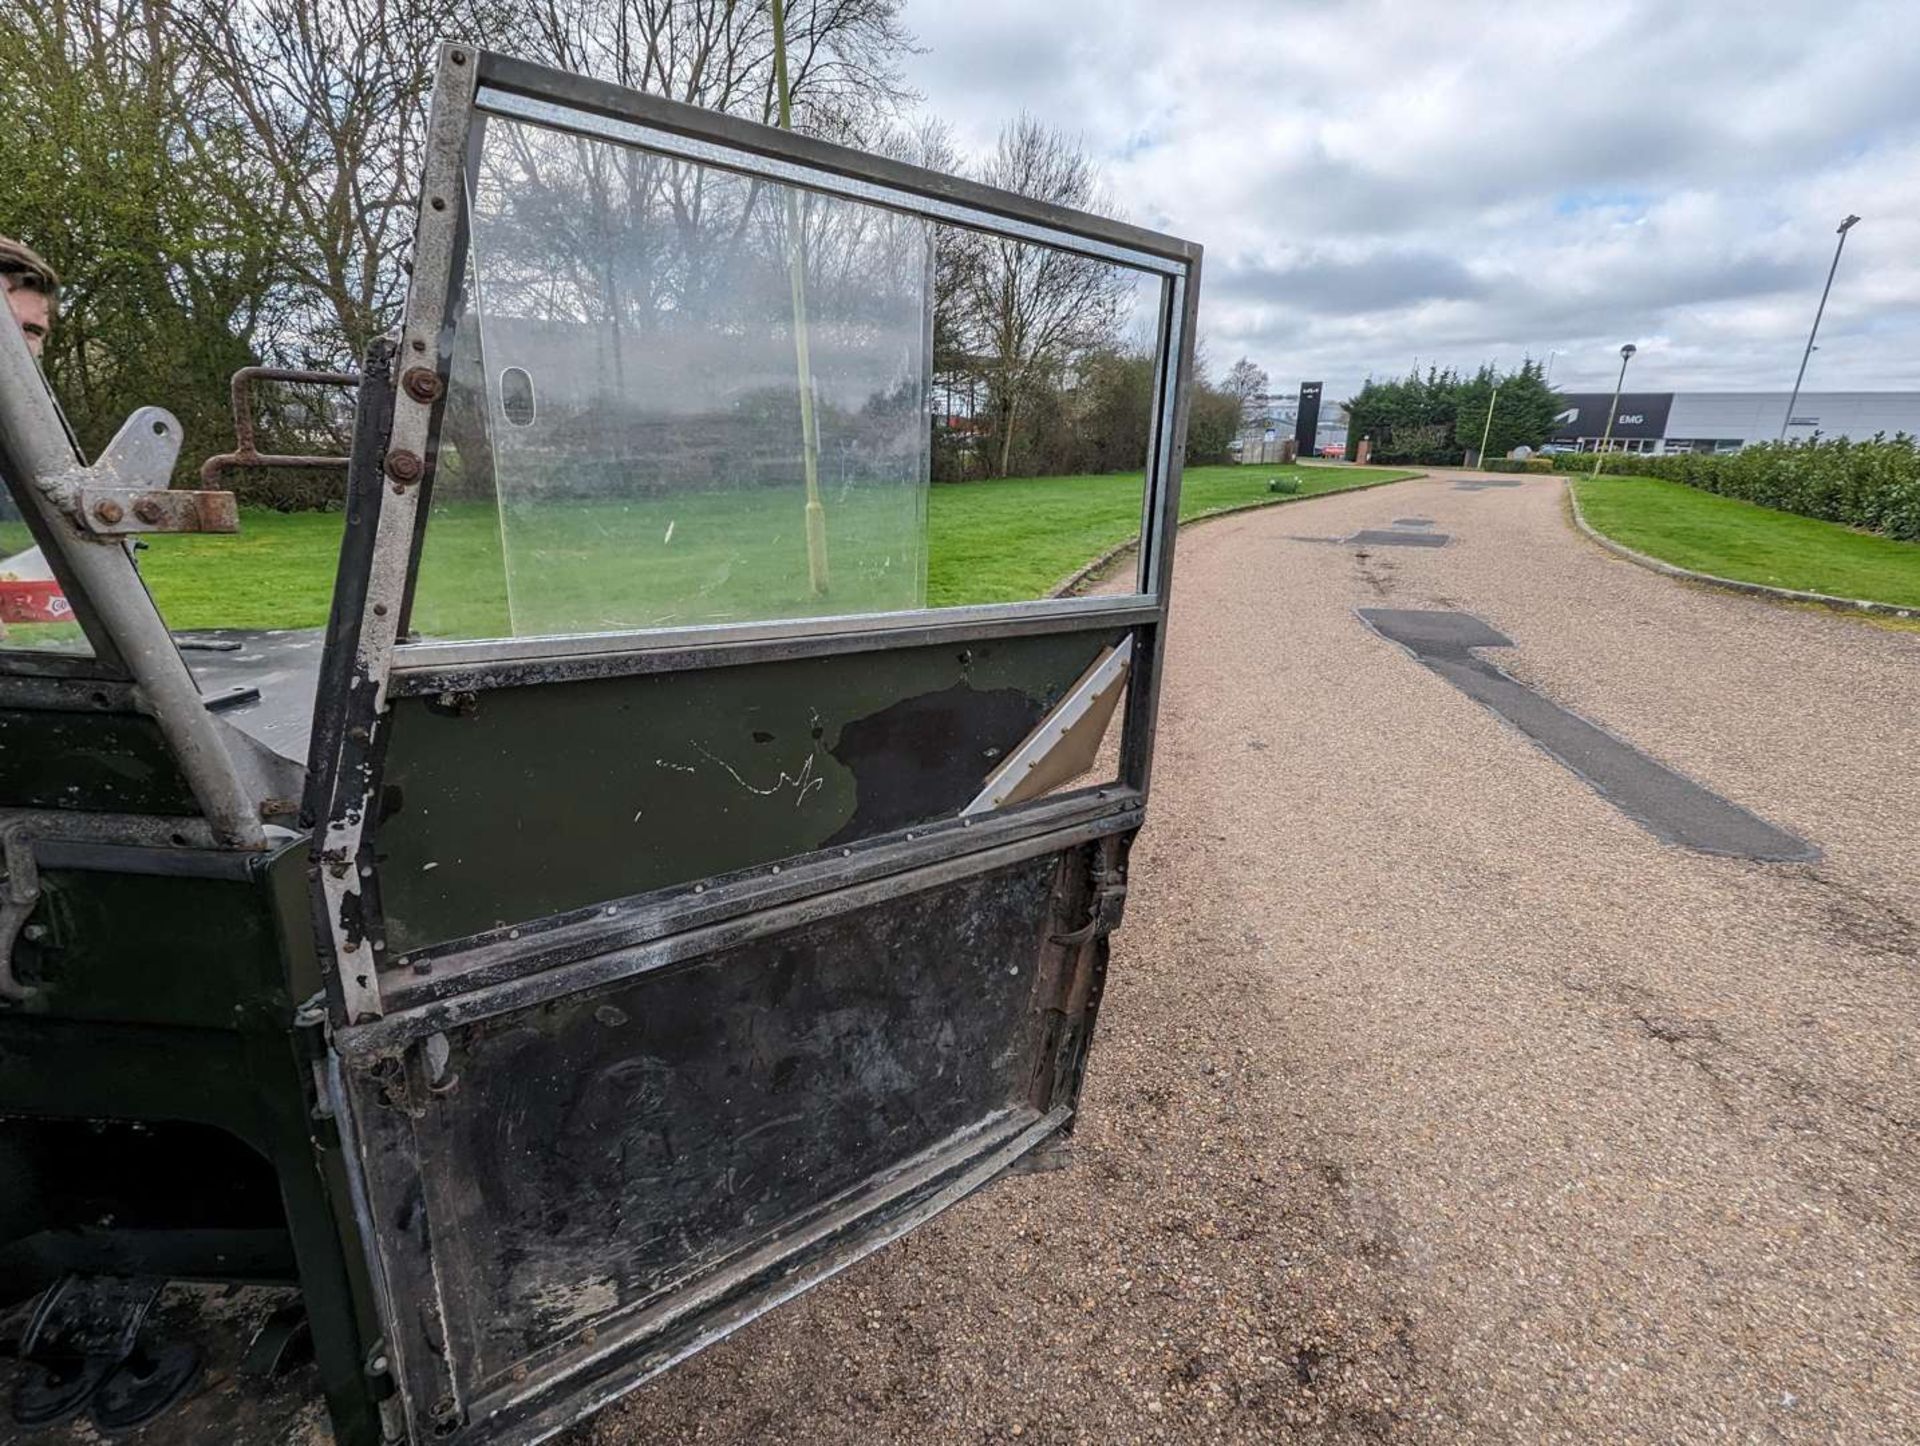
[1357,608,1820,863]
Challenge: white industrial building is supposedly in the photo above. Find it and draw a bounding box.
[1548,390,1920,455]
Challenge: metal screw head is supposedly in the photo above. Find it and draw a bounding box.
[132,497,163,524]
[401,366,444,404]
[92,499,125,525]
[385,449,425,484]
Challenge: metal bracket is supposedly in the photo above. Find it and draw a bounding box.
[0,817,42,1003]
[76,487,238,537]
[1050,862,1128,946]
[42,407,239,537]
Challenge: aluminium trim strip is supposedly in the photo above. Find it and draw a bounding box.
[392,593,1159,677]
[962,636,1133,815]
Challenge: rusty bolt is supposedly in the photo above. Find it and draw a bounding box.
[385,449,424,484]
[92,499,125,525]
[133,497,164,524]
[401,366,443,404]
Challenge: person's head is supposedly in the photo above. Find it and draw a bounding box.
[0,237,58,359]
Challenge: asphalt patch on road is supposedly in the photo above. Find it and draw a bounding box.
[1350,529,1450,548]
[1357,608,1820,862]
[1454,479,1525,491]
[1392,518,1435,527]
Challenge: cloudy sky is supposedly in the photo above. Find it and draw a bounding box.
[896,0,1920,402]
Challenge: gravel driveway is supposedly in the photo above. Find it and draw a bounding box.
[583,473,1920,1444]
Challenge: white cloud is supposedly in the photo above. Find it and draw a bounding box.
[897,0,1920,401]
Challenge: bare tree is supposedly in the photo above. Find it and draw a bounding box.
[950,113,1130,479]
[1224,356,1268,430]
[517,0,914,143]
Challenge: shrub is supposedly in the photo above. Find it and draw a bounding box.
[1266,476,1302,495]
[1485,457,1554,474]
[1551,435,1920,541]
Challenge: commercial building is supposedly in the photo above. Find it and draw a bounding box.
[1238,388,1348,457]
[1547,391,1920,455]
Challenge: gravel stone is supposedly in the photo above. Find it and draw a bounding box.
[579,473,1920,1444]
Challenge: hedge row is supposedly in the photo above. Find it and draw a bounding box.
[1550,434,1920,541]
[1483,457,1555,474]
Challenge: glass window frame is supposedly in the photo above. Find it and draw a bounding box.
[383,50,1201,681]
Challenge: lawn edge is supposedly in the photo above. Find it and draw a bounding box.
[1049,468,1427,597]
[1563,477,1920,621]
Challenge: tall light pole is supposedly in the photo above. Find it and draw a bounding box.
[1475,383,1500,469]
[1780,213,1861,441]
[1592,343,1636,478]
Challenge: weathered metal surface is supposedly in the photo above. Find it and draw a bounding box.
[388,596,1160,694]
[179,629,326,765]
[344,847,1107,1443]
[313,43,478,1023]
[76,487,239,537]
[371,629,1121,955]
[0,711,200,815]
[0,838,387,1444]
[0,296,266,847]
[196,368,358,485]
[73,406,184,503]
[344,804,1138,1051]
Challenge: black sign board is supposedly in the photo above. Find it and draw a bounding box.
[1548,392,1673,444]
[1295,381,1323,454]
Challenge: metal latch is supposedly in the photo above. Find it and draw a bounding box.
[1051,864,1128,946]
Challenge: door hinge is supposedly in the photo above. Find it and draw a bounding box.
[1050,864,1127,946]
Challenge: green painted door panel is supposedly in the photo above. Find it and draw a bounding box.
[0,708,199,815]
[374,629,1121,953]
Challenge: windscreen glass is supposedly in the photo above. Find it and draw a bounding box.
[411,111,1168,641]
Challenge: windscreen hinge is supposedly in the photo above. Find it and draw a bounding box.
[47,407,240,537]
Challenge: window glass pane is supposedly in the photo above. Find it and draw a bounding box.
[433,116,933,638]
[410,116,1168,641]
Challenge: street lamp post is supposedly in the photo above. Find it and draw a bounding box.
[1591,343,1636,478]
[1475,383,1500,469]
[1779,213,1861,442]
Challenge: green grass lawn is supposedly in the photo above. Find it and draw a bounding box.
[115,461,1415,635]
[1574,474,1920,609]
